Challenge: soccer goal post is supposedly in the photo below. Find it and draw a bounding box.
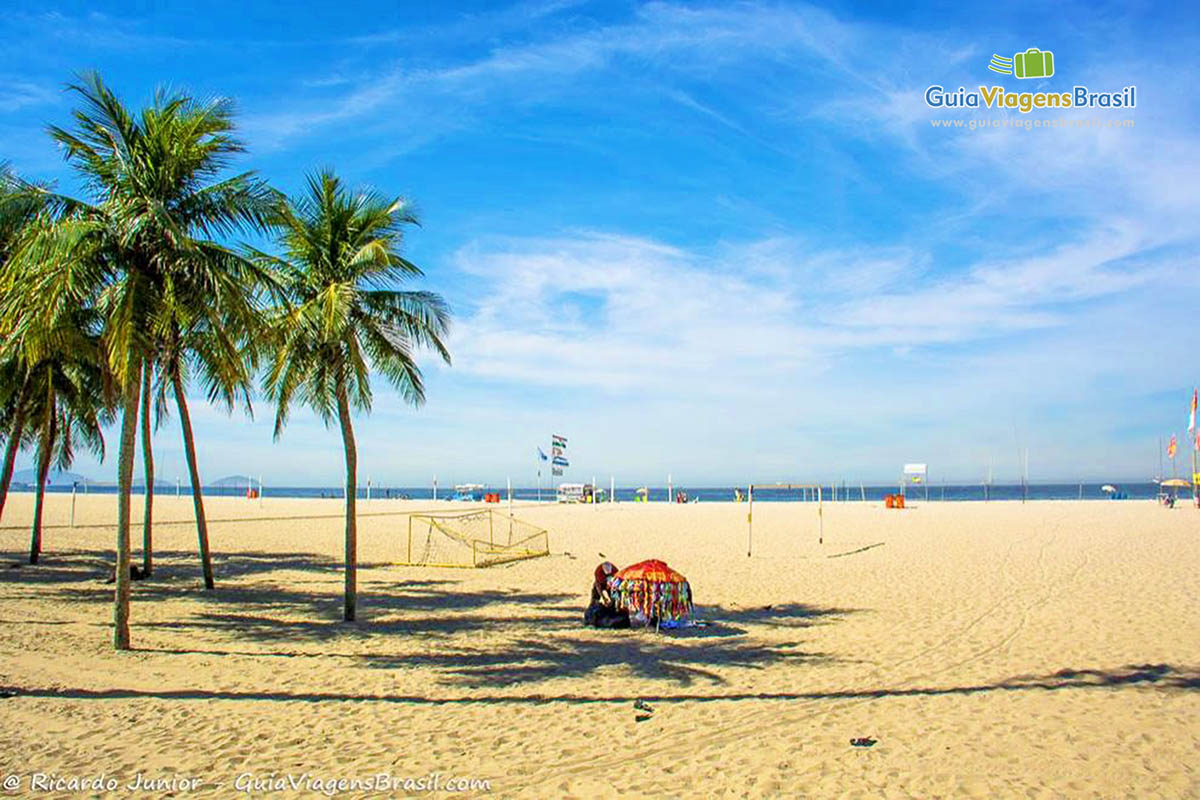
[746,484,823,557]
[399,508,550,568]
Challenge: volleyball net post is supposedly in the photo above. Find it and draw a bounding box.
[746,483,823,557]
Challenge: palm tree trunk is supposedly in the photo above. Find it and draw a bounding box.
[29,404,56,564]
[172,367,213,590]
[336,385,357,622]
[140,362,154,576]
[0,382,30,523]
[114,360,142,651]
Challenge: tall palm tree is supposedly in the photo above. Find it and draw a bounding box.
[0,356,34,523]
[140,359,155,575]
[15,308,108,563]
[153,304,261,591]
[6,73,274,648]
[260,170,451,621]
[0,164,54,522]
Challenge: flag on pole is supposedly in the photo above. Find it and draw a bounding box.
[551,434,568,476]
[1189,388,1197,433]
[1167,434,1177,459]
[537,447,549,462]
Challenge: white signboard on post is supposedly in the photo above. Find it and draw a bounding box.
[903,463,929,500]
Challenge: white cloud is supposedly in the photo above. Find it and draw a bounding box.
[0,79,57,113]
[447,220,1178,396]
[241,2,876,151]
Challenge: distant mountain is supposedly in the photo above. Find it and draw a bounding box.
[210,475,258,487]
[10,468,90,487]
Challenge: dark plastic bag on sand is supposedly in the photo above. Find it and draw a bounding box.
[584,602,630,629]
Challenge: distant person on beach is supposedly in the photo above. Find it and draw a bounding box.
[584,562,629,629]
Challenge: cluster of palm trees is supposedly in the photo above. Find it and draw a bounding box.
[0,73,451,649]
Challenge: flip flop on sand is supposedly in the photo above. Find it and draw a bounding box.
[850,737,877,748]
[634,699,654,713]
[635,714,653,723]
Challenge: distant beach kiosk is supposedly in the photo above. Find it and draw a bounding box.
[557,482,601,503]
[451,484,486,502]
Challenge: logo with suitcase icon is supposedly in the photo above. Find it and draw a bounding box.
[988,48,1054,79]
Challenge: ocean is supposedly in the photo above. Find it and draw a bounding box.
[14,482,1179,502]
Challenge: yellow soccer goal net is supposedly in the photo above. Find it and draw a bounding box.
[400,508,550,568]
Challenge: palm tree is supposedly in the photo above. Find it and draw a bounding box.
[7,73,274,648]
[0,356,34,523]
[14,308,108,563]
[260,170,451,621]
[140,359,155,575]
[153,302,262,591]
[0,164,54,522]
[0,174,110,561]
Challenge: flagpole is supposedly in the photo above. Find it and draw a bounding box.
[1191,389,1198,506]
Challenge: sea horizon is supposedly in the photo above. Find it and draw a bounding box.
[10,481,1183,503]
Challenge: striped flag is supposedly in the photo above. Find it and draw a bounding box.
[1190,388,1197,433]
[551,434,568,476]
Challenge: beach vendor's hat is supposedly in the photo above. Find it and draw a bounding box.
[594,561,618,586]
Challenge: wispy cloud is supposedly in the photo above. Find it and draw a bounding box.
[0,78,58,113]
[446,221,1180,392]
[8,10,195,50]
[241,2,878,151]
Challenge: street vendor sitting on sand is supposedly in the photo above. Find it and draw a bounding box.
[584,561,630,629]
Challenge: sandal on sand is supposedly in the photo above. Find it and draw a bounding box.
[850,737,877,747]
[634,700,654,713]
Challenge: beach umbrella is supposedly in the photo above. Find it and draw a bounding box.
[610,559,693,622]
[1101,484,1117,493]
[1160,478,1191,488]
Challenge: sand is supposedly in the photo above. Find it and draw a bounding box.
[0,493,1197,798]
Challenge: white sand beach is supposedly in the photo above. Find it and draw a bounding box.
[0,495,1198,797]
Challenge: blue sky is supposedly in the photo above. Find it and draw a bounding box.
[3,1,1198,486]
